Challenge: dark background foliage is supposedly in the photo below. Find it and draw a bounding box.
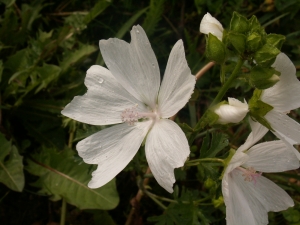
[1,0,300,224]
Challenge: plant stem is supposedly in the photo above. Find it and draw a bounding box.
[210,57,244,106]
[60,198,67,225]
[185,158,224,167]
[194,57,245,131]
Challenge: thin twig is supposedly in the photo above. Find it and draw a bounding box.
[195,61,215,80]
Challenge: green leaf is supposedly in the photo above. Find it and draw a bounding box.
[59,44,97,74]
[83,0,111,25]
[266,33,286,50]
[34,63,61,93]
[115,7,149,39]
[26,148,119,210]
[200,132,229,158]
[0,133,24,192]
[142,0,165,37]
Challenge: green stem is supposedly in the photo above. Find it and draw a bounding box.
[60,198,67,225]
[210,57,244,106]
[185,158,225,167]
[194,57,245,131]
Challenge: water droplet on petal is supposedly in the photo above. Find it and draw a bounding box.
[136,29,140,34]
[98,78,104,84]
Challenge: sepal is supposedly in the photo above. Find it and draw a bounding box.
[249,66,280,89]
[254,44,280,67]
[229,12,249,33]
[206,33,226,64]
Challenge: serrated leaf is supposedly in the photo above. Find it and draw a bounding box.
[142,0,165,36]
[59,44,97,74]
[0,133,24,192]
[83,0,111,25]
[26,148,119,210]
[200,132,228,158]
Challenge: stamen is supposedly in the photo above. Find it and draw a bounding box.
[121,105,140,125]
[121,105,159,125]
[241,167,262,185]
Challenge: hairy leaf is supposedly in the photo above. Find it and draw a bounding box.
[26,148,119,210]
[0,133,24,192]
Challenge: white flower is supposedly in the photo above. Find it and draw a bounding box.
[61,25,195,193]
[214,98,248,124]
[200,12,224,41]
[222,119,299,225]
[254,53,300,159]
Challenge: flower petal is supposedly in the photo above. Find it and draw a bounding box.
[244,140,299,172]
[265,110,300,145]
[236,118,268,153]
[261,53,300,112]
[214,98,248,124]
[62,65,148,125]
[145,119,190,193]
[222,172,258,225]
[199,12,224,40]
[223,168,294,225]
[158,40,195,118]
[77,121,152,188]
[99,25,160,108]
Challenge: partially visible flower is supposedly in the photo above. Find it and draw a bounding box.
[61,25,195,193]
[214,98,248,124]
[222,119,299,225]
[200,12,224,41]
[251,53,300,159]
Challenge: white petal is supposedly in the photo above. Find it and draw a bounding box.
[225,151,249,174]
[222,172,257,225]
[265,110,300,145]
[214,98,248,124]
[223,168,294,225]
[62,65,148,125]
[244,140,299,172]
[157,40,195,118]
[199,12,224,40]
[99,25,160,108]
[145,119,190,193]
[76,121,152,188]
[271,130,300,160]
[261,53,300,112]
[236,118,268,153]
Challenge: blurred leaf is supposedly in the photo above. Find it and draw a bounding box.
[34,63,61,93]
[26,148,119,210]
[59,44,97,74]
[200,132,228,158]
[142,0,165,36]
[83,0,111,25]
[115,7,149,39]
[0,133,24,192]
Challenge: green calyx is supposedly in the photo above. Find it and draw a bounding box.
[248,89,274,131]
[230,12,249,33]
[206,33,226,64]
[249,65,281,89]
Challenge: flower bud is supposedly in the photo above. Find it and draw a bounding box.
[229,12,249,33]
[200,12,224,41]
[214,98,249,124]
[206,33,226,64]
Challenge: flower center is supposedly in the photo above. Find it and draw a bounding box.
[239,167,262,185]
[121,105,159,125]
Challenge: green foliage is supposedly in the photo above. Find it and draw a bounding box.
[1,0,300,224]
[0,133,24,192]
[200,132,229,158]
[26,148,119,210]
